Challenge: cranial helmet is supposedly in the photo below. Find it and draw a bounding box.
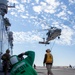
[46,49,51,52]
[10,55,19,65]
[6,49,10,53]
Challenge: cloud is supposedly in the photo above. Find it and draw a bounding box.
[8,0,19,4]
[12,24,75,46]
[7,0,75,46]
[16,4,25,13]
[13,31,42,44]
[56,11,68,20]
[10,12,18,17]
[35,0,39,4]
[69,0,75,4]
[73,25,75,29]
[33,0,60,14]
[56,25,75,45]
[67,11,73,15]
[20,15,28,18]
[21,0,27,3]
[33,6,42,13]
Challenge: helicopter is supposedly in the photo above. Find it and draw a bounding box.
[39,27,61,45]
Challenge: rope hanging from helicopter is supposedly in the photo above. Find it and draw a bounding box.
[36,16,61,51]
[49,40,56,51]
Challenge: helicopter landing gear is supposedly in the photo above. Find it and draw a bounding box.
[58,36,60,39]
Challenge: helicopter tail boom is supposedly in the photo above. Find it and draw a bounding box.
[39,41,50,44]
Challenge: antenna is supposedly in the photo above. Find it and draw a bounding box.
[0,0,15,16]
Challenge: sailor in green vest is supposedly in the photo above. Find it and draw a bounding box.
[10,50,37,75]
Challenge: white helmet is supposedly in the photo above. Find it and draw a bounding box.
[10,55,19,65]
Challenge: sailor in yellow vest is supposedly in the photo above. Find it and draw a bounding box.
[43,49,53,75]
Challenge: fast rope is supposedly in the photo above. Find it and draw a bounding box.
[50,40,56,51]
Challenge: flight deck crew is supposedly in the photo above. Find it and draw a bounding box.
[1,49,11,75]
[10,50,37,75]
[43,49,53,75]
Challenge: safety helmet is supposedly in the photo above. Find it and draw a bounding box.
[46,49,51,52]
[6,49,10,53]
[10,55,19,65]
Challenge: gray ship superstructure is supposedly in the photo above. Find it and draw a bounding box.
[0,0,15,70]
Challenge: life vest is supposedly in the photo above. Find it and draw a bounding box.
[46,53,53,63]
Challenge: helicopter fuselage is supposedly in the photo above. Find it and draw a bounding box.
[46,29,61,42]
[39,27,61,45]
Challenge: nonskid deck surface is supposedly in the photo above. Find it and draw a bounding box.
[0,67,75,75]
